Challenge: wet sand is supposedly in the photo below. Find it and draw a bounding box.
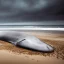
[0,31,64,64]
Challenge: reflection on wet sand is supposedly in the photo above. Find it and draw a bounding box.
[0,31,64,64]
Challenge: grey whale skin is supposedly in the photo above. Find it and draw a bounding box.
[0,31,54,52]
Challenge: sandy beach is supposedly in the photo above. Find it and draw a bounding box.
[0,31,64,64]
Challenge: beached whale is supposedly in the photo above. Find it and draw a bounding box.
[0,31,54,52]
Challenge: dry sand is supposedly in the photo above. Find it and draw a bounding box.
[0,31,64,64]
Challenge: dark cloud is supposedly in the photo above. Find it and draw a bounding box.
[0,0,64,25]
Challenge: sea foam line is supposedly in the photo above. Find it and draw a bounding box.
[0,28,64,31]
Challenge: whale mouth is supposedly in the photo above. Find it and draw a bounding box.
[46,45,54,52]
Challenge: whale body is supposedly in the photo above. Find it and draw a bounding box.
[0,31,54,52]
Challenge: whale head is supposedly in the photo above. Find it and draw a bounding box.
[17,35,54,52]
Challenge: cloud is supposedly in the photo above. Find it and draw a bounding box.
[0,0,64,25]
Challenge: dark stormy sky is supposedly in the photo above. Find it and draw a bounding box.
[0,0,64,25]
